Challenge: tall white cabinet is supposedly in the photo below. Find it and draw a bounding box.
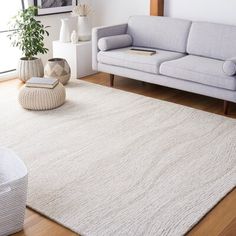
[53,41,96,79]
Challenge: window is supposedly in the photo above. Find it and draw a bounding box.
[0,1,23,74]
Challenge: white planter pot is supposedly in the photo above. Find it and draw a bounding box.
[59,18,71,43]
[78,16,92,41]
[18,57,44,83]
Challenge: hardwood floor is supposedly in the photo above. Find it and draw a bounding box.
[2,73,235,236]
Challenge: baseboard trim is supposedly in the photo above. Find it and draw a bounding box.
[0,71,17,82]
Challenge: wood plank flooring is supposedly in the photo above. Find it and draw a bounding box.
[2,73,235,236]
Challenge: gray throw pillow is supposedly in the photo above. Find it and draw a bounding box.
[98,34,132,51]
[223,57,236,76]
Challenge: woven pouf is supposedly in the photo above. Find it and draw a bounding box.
[19,83,66,111]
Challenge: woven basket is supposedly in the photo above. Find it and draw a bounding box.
[44,58,71,85]
[0,148,28,236]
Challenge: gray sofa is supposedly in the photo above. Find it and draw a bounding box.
[92,16,236,114]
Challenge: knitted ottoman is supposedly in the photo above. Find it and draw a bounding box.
[19,83,66,111]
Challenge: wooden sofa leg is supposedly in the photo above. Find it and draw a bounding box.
[110,74,114,87]
[224,100,229,115]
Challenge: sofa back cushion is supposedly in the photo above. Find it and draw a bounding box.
[187,22,236,60]
[127,16,192,53]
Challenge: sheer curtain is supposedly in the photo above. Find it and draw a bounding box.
[0,1,23,74]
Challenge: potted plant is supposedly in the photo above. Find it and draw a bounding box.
[8,6,49,82]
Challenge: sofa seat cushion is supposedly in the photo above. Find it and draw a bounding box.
[160,55,236,91]
[97,47,184,74]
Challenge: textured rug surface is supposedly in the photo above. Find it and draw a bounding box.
[0,80,235,236]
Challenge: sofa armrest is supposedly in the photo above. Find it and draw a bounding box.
[92,24,128,71]
[223,57,236,76]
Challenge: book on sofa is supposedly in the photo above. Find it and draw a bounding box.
[26,77,59,89]
[128,48,157,56]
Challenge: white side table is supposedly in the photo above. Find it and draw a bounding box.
[53,41,96,79]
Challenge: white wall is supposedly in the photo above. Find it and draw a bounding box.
[91,0,149,26]
[38,14,78,64]
[164,0,236,25]
[38,14,69,64]
[90,0,236,26]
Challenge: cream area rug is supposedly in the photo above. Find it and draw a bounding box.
[0,80,235,236]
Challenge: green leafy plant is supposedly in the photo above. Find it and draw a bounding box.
[8,6,49,60]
